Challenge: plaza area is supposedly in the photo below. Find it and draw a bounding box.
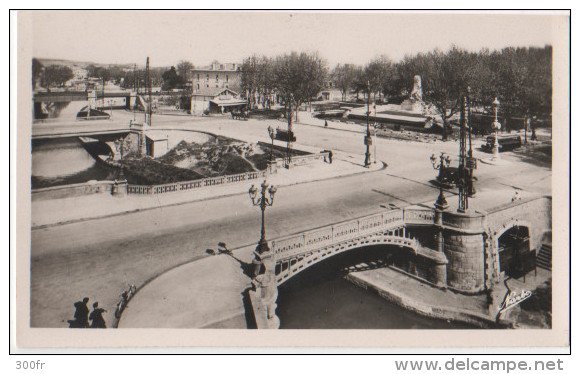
[29,110,553,330]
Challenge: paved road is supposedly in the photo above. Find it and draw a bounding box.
[30,112,551,328]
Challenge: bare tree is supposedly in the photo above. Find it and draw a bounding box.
[331,63,359,101]
[176,60,194,85]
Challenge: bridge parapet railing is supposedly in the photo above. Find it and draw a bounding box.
[383,209,405,227]
[332,220,360,243]
[271,235,305,259]
[304,227,334,251]
[403,208,436,225]
[274,209,414,261]
[359,213,386,235]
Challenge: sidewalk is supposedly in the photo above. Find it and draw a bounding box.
[118,246,255,328]
[32,157,384,229]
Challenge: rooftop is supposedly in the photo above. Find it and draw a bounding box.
[192,61,241,72]
[192,87,240,97]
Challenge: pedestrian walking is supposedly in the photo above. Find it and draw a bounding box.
[324,120,328,128]
[89,302,107,328]
[71,297,90,328]
[328,150,333,164]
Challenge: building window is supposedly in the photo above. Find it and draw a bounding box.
[197,84,200,89]
[206,74,209,80]
[226,75,229,82]
[216,74,219,82]
[197,74,200,80]
[206,84,209,88]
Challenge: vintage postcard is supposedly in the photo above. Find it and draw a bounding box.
[13,10,570,350]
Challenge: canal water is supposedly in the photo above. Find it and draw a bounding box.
[31,137,116,189]
[276,246,475,329]
[31,130,217,189]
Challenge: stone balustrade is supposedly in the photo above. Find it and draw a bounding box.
[32,180,120,201]
[126,170,268,195]
[126,151,330,195]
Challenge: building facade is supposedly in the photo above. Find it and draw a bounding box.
[191,61,242,94]
[190,87,246,115]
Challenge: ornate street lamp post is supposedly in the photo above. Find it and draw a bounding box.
[267,125,275,162]
[373,102,377,164]
[248,180,280,329]
[430,152,451,210]
[491,97,502,161]
[364,81,372,168]
[248,181,277,258]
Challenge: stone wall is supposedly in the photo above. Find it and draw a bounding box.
[444,232,486,293]
[32,180,117,201]
[442,211,487,293]
[486,196,552,253]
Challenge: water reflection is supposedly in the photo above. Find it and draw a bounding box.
[276,246,476,329]
[31,138,115,189]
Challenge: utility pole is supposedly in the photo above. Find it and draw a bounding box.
[286,94,294,168]
[467,87,476,196]
[146,57,152,127]
[364,81,372,168]
[133,63,137,122]
[457,95,469,213]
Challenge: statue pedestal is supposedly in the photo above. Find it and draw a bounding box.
[400,99,424,113]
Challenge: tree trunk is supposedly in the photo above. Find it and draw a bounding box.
[441,114,448,141]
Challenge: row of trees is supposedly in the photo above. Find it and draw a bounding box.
[32,59,74,89]
[241,52,328,120]
[32,58,196,92]
[86,59,193,91]
[160,60,194,90]
[330,45,552,130]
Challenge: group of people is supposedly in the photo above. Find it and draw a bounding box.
[69,297,107,328]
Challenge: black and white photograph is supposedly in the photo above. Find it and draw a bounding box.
[12,10,570,349]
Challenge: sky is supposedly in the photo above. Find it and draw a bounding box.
[28,11,566,68]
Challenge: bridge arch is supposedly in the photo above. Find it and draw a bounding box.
[488,220,533,280]
[490,219,533,246]
[275,229,423,286]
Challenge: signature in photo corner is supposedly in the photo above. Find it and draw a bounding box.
[497,278,533,315]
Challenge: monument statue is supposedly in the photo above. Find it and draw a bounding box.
[401,75,425,113]
[410,75,423,102]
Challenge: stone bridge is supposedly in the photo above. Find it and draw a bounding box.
[251,195,552,328]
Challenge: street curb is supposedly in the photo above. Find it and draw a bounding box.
[32,161,388,230]
[345,271,498,328]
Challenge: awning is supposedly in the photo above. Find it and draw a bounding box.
[210,99,247,107]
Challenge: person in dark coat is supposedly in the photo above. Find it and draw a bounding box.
[72,297,90,328]
[89,302,107,328]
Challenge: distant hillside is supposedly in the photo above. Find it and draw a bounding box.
[35,58,137,69]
